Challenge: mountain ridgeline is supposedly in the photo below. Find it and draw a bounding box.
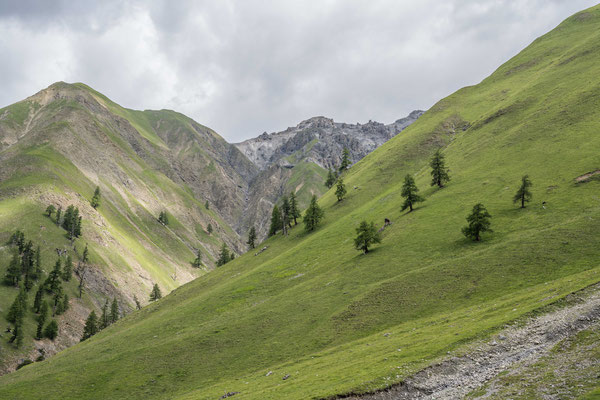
[0,81,420,371]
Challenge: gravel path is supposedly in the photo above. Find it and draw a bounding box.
[344,283,600,400]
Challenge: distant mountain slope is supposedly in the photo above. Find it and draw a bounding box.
[1,4,598,399]
[236,111,422,238]
[0,82,252,371]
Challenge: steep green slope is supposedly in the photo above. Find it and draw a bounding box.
[0,83,249,371]
[1,5,600,399]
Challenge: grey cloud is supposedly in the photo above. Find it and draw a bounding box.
[0,0,597,141]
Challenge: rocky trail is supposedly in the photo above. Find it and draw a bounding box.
[344,283,600,400]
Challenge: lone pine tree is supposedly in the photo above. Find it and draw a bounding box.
[430,149,450,188]
[304,195,324,232]
[149,284,162,301]
[462,203,493,241]
[401,174,424,212]
[354,221,382,254]
[91,186,101,209]
[335,178,347,201]
[513,175,533,208]
[247,227,257,250]
[192,249,203,268]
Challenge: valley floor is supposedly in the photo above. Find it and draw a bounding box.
[345,283,600,400]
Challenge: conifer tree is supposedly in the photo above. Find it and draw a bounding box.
[335,178,347,201]
[82,244,90,264]
[340,147,351,171]
[33,285,44,313]
[13,323,24,348]
[6,290,25,324]
[134,295,142,310]
[99,300,110,330]
[91,186,101,209]
[61,293,69,313]
[44,320,58,340]
[158,211,169,226]
[34,245,42,280]
[45,258,62,294]
[268,205,281,237]
[63,254,73,281]
[55,206,62,226]
[36,301,48,340]
[207,223,213,234]
[216,243,231,267]
[205,200,210,210]
[192,249,203,268]
[46,204,56,217]
[462,203,493,241]
[247,227,257,250]
[22,241,35,291]
[289,191,300,225]
[4,249,21,286]
[110,298,119,323]
[325,168,337,188]
[513,175,533,208]
[304,195,324,232]
[354,221,382,254]
[281,195,291,235]
[401,174,424,212]
[429,149,450,188]
[52,285,64,316]
[81,311,98,341]
[149,284,162,301]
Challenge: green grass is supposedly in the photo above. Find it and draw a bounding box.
[1,5,600,399]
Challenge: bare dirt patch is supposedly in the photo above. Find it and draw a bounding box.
[575,170,600,183]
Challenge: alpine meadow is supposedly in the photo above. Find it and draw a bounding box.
[0,3,599,400]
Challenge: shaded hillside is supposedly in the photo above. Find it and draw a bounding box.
[1,4,598,399]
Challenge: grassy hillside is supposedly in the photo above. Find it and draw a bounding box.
[0,83,247,371]
[1,4,600,399]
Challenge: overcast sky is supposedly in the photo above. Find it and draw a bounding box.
[0,0,596,142]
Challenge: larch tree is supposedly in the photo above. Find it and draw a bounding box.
[354,221,382,254]
[335,178,347,201]
[289,191,300,225]
[513,175,533,208]
[430,149,450,188]
[325,168,337,188]
[247,227,257,250]
[149,283,162,302]
[91,186,101,209]
[81,311,98,341]
[401,174,424,212]
[462,203,493,241]
[303,195,324,232]
[268,205,281,237]
[110,298,119,323]
[340,147,351,171]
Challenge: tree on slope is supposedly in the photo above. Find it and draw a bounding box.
[91,186,101,209]
[462,203,493,241]
[513,175,533,208]
[304,195,324,232]
[4,249,21,287]
[192,249,203,268]
[268,205,281,237]
[44,320,58,340]
[247,227,257,250]
[430,149,450,188]
[81,311,98,341]
[63,254,73,281]
[335,178,347,202]
[158,211,169,226]
[110,298,119,323]
[36,301,48,340]
[325,168,337,188]
[149,284,162,302]
[354,221,382,254]
[99,300,110,330]
[45,205,56,218]
[401,174,424,212]
[216,243,231,267]
[281,195,291,235]
[340,147,351,171]
[289,191,300,225]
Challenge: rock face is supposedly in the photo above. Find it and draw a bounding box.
[235,111,423,170]
[235,111,423,238]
